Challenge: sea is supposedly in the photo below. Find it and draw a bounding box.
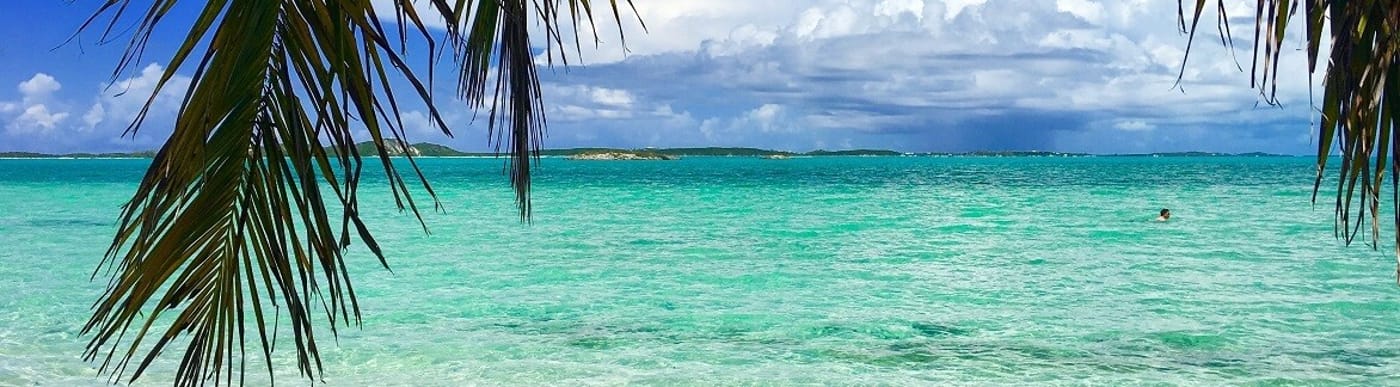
[1,156,1399,385]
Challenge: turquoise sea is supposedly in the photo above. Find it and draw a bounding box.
[2,157,1399,385]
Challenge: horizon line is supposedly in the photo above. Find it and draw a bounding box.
[0,145,1316,158]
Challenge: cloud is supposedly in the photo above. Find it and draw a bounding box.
[18,73,60,104]
[88,63,192,130]
[351,0,1317,153]
[1114,119,1155,132]
[1056,0,1105,24]
[589,87,635,108]
[0,64,191,152]
[520,0,1319,153]
[0,1,1323,154]
[747,103,785,132]
[11,104,68,133]
[5,73,68,135]
[543,84,644,121]
[82,103,104,129]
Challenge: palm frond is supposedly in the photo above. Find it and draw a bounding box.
[1179,1,1400,281]
[80,0,639,385]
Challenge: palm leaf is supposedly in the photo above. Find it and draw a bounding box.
[1178,1,1400,280]
[79,0,639,385]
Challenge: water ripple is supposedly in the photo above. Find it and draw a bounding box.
[1,157,1397,385]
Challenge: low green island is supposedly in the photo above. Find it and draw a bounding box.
[567,150,678,160]
[0,151,157,158]
[0,141,1299,159]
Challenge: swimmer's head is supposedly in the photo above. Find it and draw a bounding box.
[1160,208,1171,219]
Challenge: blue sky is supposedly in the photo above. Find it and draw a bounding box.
[0,0,1322,154]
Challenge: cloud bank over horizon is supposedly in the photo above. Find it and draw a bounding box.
[0,0,1322,154]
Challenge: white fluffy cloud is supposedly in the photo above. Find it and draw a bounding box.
[0,64,191,151]
[1,1,1324,153]
[82,103,105,129]
[544,84,644,121]
[516,0,1319,152]
[18,73,61,104]
[1114,119,1155,132]
[82,63,192,131]
[5,73,68,134]
[12,104,68,133]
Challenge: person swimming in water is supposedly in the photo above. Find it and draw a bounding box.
[1156,208,1171,221]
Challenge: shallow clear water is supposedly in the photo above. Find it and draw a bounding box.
[2,157,1399,385]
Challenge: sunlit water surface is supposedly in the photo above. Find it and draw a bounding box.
[2,157,1398,385]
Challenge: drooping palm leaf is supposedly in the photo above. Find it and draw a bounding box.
[79,0,638,385]
[1179,1,1400,280]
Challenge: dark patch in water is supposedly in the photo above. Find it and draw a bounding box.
[626,238,672,246]
[492,322,523,329]
[870,351,939,367]
[710,326,754,340]
[490,316,580,335]
[1017,345,1091,361]
[807,325,855,338]
[1305,348,1397,368]
[26,218,112,228]
[887,342,926,352]
[1188,357,1252,377]
[911,322,970,338]
[931,224,977,233]
[568,336,625,350]
[618,325,664,334]
[1335,355,1385,368]
[1151,331,1231,350]
[807,321,969,341]
[1089,360,1171,374]
[1198,357,1248,369]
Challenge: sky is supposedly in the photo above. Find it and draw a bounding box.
[0,0,1325,154]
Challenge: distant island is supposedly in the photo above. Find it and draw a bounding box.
[567,151,677,160]
[339,142,899,158]
[0,141,1300,159]
[940,150,1093,157]
[806,149,904,156]
[1101,151,1291,158]
[0,150,156,158]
